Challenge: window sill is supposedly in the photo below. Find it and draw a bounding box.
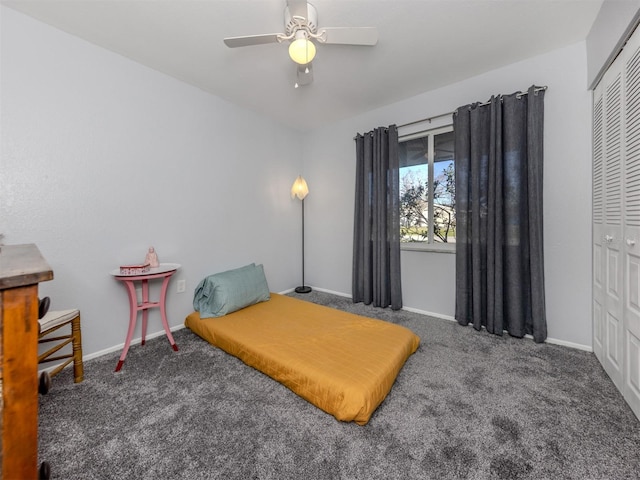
[400,243,456,254]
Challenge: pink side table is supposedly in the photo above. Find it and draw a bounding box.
[110,263,180,372]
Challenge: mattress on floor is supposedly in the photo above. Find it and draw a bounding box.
[184,293,420,425]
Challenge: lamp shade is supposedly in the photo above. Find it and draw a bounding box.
[291,175,309,200]
[288,32,316,65]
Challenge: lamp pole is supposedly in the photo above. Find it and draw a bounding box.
[295,197,312,294]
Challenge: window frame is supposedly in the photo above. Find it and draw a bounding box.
[398,124,455,253]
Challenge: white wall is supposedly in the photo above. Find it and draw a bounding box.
[1,7,303,358]
[304,42,593,348]
[1,6,596,355]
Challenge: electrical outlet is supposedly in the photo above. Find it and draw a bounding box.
[176,279,186,293]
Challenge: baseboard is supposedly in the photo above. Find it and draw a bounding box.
[401,305,592,351]
[401,305,456,322]
[305,286,352,298]
[38,324,187,375]
[82,324,186,363]
[537,336,592,352]
[59,287,591,369]
[278,286,351,298]
[288,287,593,352]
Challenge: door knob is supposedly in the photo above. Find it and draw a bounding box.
[627,239,636,247]
[605,235,613,243]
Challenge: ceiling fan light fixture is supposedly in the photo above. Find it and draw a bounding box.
[223,1,377,86]
[289,31,316,65]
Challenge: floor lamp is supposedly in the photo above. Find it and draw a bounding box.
[291,175,312,294]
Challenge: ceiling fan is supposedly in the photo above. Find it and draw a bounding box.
[223,0,378,87]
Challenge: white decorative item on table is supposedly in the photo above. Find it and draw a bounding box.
[145,246,159,268]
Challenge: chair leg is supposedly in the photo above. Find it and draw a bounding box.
[71,314,84,383]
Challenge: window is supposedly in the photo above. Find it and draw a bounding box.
[398,126,455,251]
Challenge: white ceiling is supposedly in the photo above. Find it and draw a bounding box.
[3,0,603,131]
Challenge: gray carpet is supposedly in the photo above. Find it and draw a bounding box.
[39,291,640,479]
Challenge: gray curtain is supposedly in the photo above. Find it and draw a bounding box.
[454,85,546,342]
[352,125,402,310]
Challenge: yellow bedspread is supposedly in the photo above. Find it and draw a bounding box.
[184,293,420,425]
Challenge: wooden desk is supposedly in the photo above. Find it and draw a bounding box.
[0,244,53,479]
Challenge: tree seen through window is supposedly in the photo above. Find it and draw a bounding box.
[399,127,455,245]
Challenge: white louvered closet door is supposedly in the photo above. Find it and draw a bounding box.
[594,57,624,390]
[593,23,640,420]
[593,78,605,362]
[622,28,640,419]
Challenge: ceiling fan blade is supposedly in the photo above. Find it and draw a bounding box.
[296,63,313,86]
[287,0,309,20]
[223,34,282,48]
[320,27,378,46]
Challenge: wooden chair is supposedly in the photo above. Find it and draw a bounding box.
[38,309,84,383]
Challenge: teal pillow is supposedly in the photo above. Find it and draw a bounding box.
[193,263,270,318]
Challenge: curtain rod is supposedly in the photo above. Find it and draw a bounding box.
[469,85,548,109]
[396,111,454,129]
[378,86,548,129]
[353,112,453,140]
[354,86,547,140]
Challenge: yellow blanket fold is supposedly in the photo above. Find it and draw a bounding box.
[185,293,420,425]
